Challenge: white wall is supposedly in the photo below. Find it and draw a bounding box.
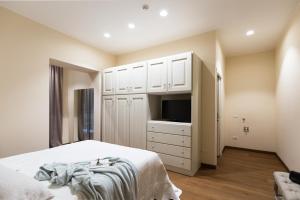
[0,7,115,157]
[275,7,300,171]
[225,51,277,152]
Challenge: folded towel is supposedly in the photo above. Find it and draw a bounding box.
[289,171,300,185]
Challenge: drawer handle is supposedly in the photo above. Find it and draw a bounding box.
[181,129,184,132]
[151,137,154,139]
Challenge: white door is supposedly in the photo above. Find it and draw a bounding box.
[102,96,115,143]
[115,95,130,146]
[102,68,115,95]
[129,94,147,149]
[129,62,147,94]
[168,52,192,93]
[147,58,168,93]
[115,66,130,94]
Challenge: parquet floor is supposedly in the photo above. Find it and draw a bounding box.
[169,148,287,200]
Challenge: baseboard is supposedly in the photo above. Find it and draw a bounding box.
[201,163,217,169]
[274,154,290,172]
[224,146,275,154]
[224,146,289,172]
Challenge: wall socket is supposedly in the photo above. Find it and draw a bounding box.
[243,126,249,133]
[232,136,238,140]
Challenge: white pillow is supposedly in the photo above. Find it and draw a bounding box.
[0,164,53,200]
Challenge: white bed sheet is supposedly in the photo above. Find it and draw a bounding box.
[0,140,180,200]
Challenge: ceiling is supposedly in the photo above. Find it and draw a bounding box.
[1,0,299,56]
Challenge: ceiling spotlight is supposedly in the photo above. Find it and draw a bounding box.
[104,33,111,38]
[246,30,255,36]
[128,23,135,29]
[160,9,168,17]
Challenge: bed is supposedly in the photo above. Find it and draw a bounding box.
[0,140,181,200]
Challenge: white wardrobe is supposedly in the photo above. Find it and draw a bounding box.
[102,52,202,176]
[102,62,148,149]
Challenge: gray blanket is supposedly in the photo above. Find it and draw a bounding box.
[34,157,137,200]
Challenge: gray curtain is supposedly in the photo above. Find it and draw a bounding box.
[78,89,94,141]
[49,65,63,148]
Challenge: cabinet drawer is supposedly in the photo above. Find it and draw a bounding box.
[147,121,191,136]
[147,142,191,159]
[147,132,191,147]
[158,153,191,171]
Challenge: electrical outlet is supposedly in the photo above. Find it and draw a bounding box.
[243,126,249,133]
[232,136,238,140]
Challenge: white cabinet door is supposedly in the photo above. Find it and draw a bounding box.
[147,58,168,93]
[102,68,115,95]
[168,52,192,93]
[102,96,115,143]
[115,66,130,94]
[115,95,130,146]
[129,62,147,94]
[129,94,147,149]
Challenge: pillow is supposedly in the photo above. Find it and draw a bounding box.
[0,164,53,200]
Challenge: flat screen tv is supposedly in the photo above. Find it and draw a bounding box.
[161,100,191,122]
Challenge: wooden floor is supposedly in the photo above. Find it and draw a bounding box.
[168,148,287,200]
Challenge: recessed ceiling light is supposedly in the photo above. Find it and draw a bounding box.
[104,33,111,38]
[128,23,135,29]
[160,9,168,17]
[246,30,255,36]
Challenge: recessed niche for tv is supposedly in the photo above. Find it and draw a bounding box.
[148,94,192,123]
[161,99,191,122]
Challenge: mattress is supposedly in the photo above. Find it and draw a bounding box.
[0,140,180,200]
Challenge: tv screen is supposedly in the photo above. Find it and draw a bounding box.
[162,100,191,122]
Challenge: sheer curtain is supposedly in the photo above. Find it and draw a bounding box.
[49,65,63,148]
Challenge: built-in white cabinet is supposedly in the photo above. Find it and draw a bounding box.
[103,68,115,95]
[113,63,147,95]
[129,94,147,149]
[130,62,147,94]
[102,94,148,149]
[147,52,192,94]
[147,120,193,172]
[101,51,200,176]
[102,96,115,143]
[115,95,130,146]
[168,52,192,92]
[115,66,130,94]
[103,52,192,95]
[147,58,168,93]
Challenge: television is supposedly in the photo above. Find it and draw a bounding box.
[161,100,191,122]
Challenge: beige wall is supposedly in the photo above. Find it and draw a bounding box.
[225,51,277,152]
[117,31,218,165]
[216,40,226,155]
[62,68,101,144]
[275,7,300,170]
[0,7,115,157]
